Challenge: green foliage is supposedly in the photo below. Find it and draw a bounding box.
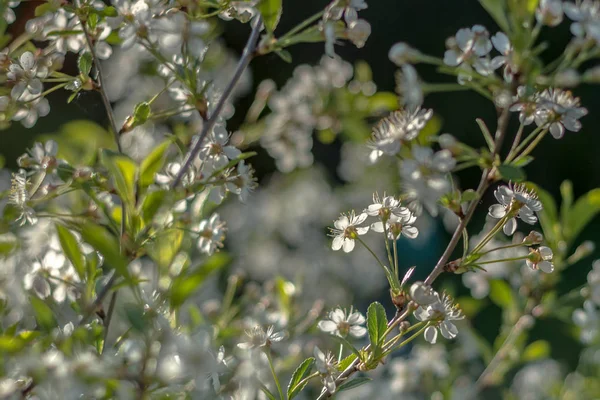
[100,149,138,209]
[258,0,283,33]
[30,297,57,332]
[56,224,86,280]
[489,280,515,309]
[337,377,372,393]
[80,222,131,281]
[169,253,230,308]
[522,340,550,362]
[78,52,93,77]
[139,139,172,190]
[498,164,526,182]
[287,357,315,399]
[366,302,388,348]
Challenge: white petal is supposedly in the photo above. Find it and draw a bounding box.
[440,321,458,339]
[318,320,338,334]
[371,221,384,232]
[349,326,367,338]
[424,326,438,344]
[342,239,355,253]
[402,226,419,239]
[488,204,507,219]
[503,218,517,235]
[20,52,35,70]
[539,261,554,273]
[332,235,344,251]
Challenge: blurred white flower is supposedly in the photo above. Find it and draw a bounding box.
[237,326,285,350]
[196,213,227,255]
[573,300,600,343]
[587,259,600,305]
[563,0,600,42]
[318,307,367,338]
[536,0,564,27]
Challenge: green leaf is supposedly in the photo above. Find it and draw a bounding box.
[565,188,600,244]
[258,0,283,33]
[0,233,17,255]
[489,280,514,309]
[34,3,56,16]
[80,222,131,281]
[416,114,443,146]
[147,228,183,269]
[337,377,372,393]
[78,52,93,77]
[100,149,138,208]
[560,180,573,225]
[124,303,148,332]
[479,0,510,32]
[498,164,526,182]
[337,353,358,372]
[56,225,86,280]
[522,340,550,362]
[512,155,534,167]
[30,296,57,332]
[275,49,292,63]
[366,302,387,347]
[287,357,315,399]
[170,253,231,308]
[139,139,171,190]
[0,335,26,353]
[140,190,167,225]
[366,92,398,114]
[461,189,479,203]
[102,6,118,17]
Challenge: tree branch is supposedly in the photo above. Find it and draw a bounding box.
[170,17,263,189]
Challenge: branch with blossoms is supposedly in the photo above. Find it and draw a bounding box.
[1,0,600,399]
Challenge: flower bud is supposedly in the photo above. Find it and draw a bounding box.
[388,42,420,66]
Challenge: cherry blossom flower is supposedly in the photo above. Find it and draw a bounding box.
[237,325,285,349]
[563,0,600,43]
[536,0,564,27]
[7,52,47,100]
[314,346,338,393]
[196,213,227,255]
[414,292,464,344]
[329,211,369,253]
[318,307,367,338]
[533,88,588,139]
[526,246,555,273]
[488,184,543,235]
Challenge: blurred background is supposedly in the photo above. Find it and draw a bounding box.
[4,0,600,385]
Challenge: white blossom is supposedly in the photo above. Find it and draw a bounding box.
[314,346,338,393]
[414,292,464,344]
[7,52,47,100]
[329,211,369,253]
[536,0,564,27]
[367,108,433,163]
[587,259,600,305]
[318,307,367,338]
[573,300,600,343]
[533,88,588,139]
[488,183,543,235]
[196,213,226,255]
[563,0,600,43]
[237,325,285,349]
[526,246,555,273]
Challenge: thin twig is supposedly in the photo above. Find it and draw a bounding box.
[79,17,122,152]
[170,17,263,189]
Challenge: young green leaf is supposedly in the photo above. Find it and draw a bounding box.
[139,139,172,190]
[522,340,550,362]
[489,279,515,309]
[565,188,600,245]
[337,377,372,393]
[287,357,315,399]
[337,353,358,372]
[498,164,526,182]
[80,222,131,282]
[78,52,93,77]
[366,302,388,347]
[30,296,57,332]
[170,253,231,308]
[56,224,86,280]
[100,149,138,208]
[258,0,283,33]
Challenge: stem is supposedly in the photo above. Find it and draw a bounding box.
[475,255,528,265]
[170,17,263,189]
[471,215,509,255]
[79,16,122,152]
[357,237,396,289]
[382,224,395,277]
[478,241,527,256]
[266,350,285,400]
[101,291,118,354]
[393,240,399,282]
[472,314,533,394]
[506,125,544,163]
[421,83,472,93]
[279,10,324,41]
[513,128,549,163]
[506,122,525,160]
[424,108,510,285]
[338,343,344,362]
[383,323,430,355]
